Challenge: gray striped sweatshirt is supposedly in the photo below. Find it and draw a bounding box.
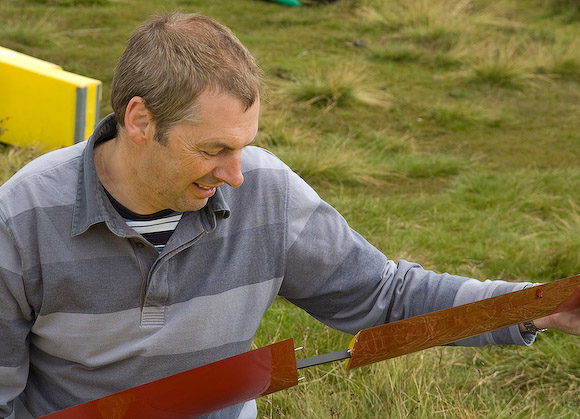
[0,115,533,418]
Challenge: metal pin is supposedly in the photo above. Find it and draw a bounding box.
[296,349,351,369]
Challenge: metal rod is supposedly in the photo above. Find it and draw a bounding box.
[296,349,351,369]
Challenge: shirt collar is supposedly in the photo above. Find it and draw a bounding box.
[71,113,231,237]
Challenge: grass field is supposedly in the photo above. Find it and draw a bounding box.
[1,0,579,417]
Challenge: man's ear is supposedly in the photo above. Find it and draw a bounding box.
[124,97,154,145]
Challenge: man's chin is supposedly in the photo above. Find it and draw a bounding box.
[173,197,209,213]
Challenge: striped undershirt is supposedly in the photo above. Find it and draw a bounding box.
[105,189,183,253]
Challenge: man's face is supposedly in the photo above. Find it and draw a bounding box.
[138,90,260,213]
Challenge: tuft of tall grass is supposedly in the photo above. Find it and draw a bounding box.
[356,0,476,51]
[357,0,474,30]
[282,65,391,111]
[0,145,44,184]
[272,135,390,189]
[452,38,550,89]
[257,115,315,148]
[0,14,60,49]
[548,39,580,80]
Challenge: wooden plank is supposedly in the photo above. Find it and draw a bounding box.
[346,274,580,369]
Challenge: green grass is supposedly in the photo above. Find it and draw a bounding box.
[0,12,61,49]
[0,144,45,183]
[1,0,580,417]
[281,64,391,110]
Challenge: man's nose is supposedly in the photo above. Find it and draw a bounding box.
[214,151,244,188]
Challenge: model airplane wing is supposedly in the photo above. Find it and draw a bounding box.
[39,274,580,418]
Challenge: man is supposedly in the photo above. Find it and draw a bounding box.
[1,13,579,419]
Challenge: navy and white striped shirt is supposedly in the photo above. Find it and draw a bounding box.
[105,190,182,253]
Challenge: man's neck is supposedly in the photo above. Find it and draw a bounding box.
[94,136,156,216]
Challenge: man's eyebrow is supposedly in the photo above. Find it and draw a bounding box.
[203,133,258,151]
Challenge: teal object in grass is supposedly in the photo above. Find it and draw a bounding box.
[271,0,302,6]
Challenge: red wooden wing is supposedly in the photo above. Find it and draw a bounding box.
[39,339,298,419]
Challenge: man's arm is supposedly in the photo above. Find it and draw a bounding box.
[277,163,531,346]
[0,218,32,418]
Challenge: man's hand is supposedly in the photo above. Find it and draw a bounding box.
[530,286,580,335]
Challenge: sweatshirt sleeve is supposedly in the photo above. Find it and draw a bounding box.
[279,167,533,347]
[0,217,32,418]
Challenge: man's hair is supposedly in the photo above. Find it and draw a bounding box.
[111,13,263,144]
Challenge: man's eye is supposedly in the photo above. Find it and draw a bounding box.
[203,150,221,157]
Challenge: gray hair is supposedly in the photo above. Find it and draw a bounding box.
[111,13,263,143]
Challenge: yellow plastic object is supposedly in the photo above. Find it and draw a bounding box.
[0,46,102,149]
[0,46,62,71]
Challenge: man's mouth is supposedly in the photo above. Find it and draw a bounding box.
[193,183,217,197]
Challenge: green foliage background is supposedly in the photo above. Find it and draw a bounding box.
[1,0,579,417]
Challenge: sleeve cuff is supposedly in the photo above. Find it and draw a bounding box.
[451,279,536,347]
